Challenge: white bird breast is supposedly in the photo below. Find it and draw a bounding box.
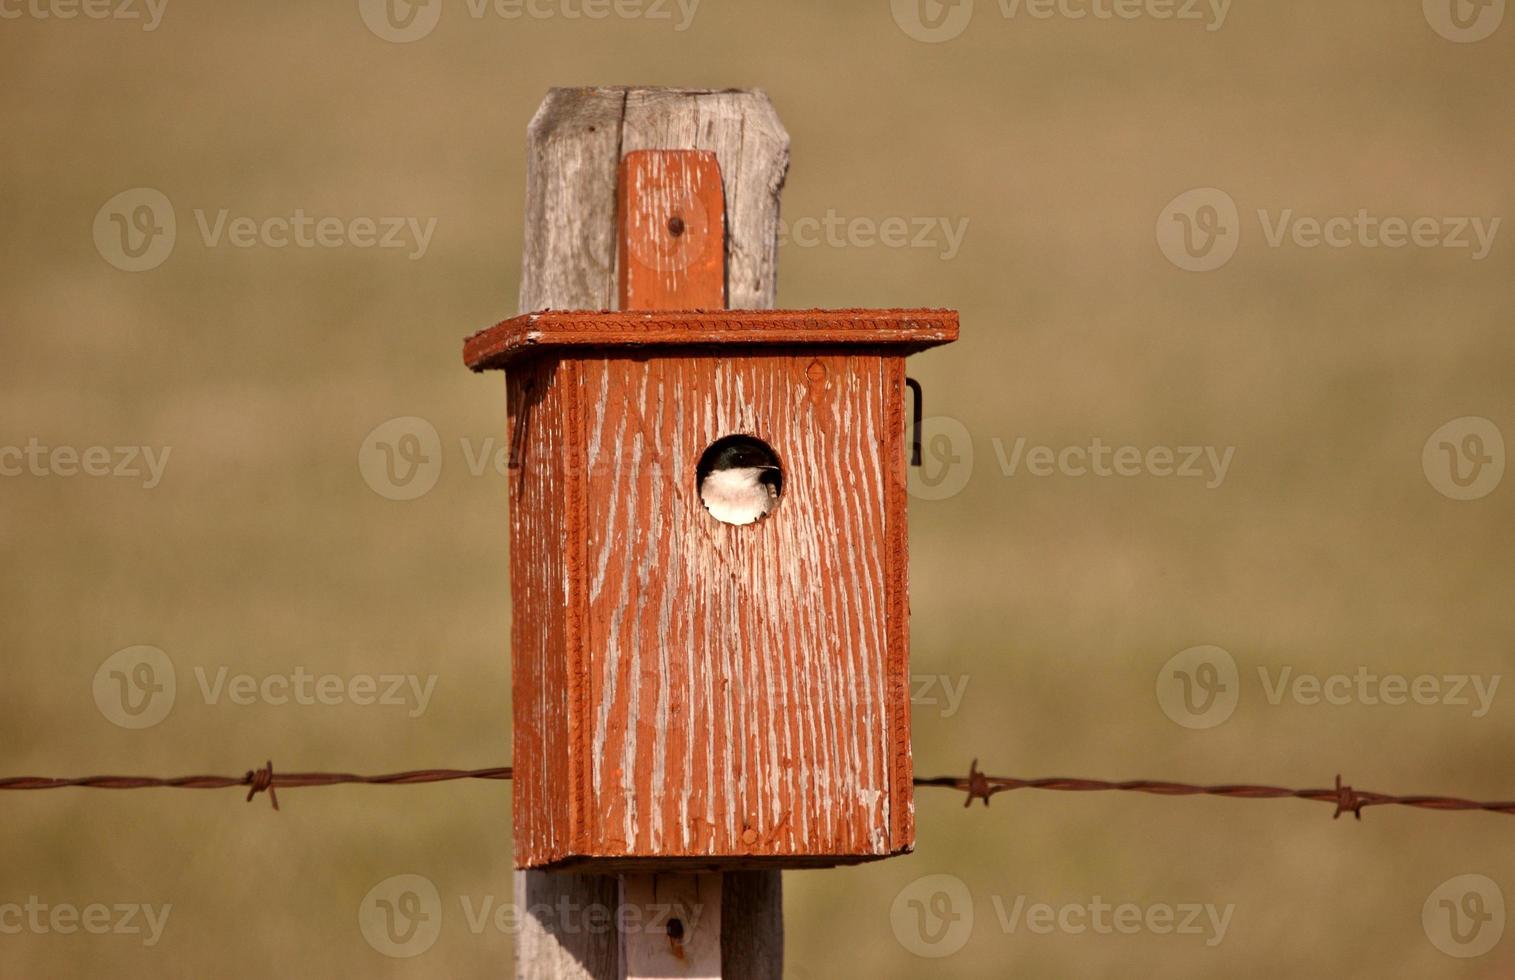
[699,467,777,526]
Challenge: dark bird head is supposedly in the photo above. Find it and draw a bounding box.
[697,435,784,496]
[709,442,776,473]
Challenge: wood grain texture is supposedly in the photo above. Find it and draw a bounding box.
[507,355,575,867]
[882,357,915,850]
[562,350,913,868]
[506,87,790,980]
[516,870,621,980]
[502,346,921,876]
[618,874,721,979]
[618,90,787,309]
[465,309,959,371]
[518,90,625,314]
[518,88,788,316]
[618,151,726,310]
[718,872,782,980]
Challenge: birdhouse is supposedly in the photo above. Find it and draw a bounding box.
[464,149,958,871]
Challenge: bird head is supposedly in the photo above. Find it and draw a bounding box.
[709,442,778,473]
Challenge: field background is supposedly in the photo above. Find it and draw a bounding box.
[2,1,1513,976]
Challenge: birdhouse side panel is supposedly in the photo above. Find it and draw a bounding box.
[882,354,915,852]
[507,356,588,868]
[577,350,912,864]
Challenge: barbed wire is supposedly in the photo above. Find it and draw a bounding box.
[3,760,1511,820]
[0,763,513,811]
[916,760,1515,819]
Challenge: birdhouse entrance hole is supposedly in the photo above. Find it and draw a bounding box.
[696,434,784,526]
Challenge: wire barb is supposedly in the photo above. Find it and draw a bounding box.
[964,758,994,808]
[245,760,277,810]
[1332,774,1363,821]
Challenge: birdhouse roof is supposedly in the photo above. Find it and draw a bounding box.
[463,308,958,371]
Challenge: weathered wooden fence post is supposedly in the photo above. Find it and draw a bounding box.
[509,86,791,980]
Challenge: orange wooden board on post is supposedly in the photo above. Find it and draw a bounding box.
[618,149,725,310]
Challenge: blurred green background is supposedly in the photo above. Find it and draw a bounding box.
[2,1,1513,976]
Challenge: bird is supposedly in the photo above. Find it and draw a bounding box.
[698,440,782,526]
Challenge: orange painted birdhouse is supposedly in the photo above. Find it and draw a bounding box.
[464,150,958,871]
